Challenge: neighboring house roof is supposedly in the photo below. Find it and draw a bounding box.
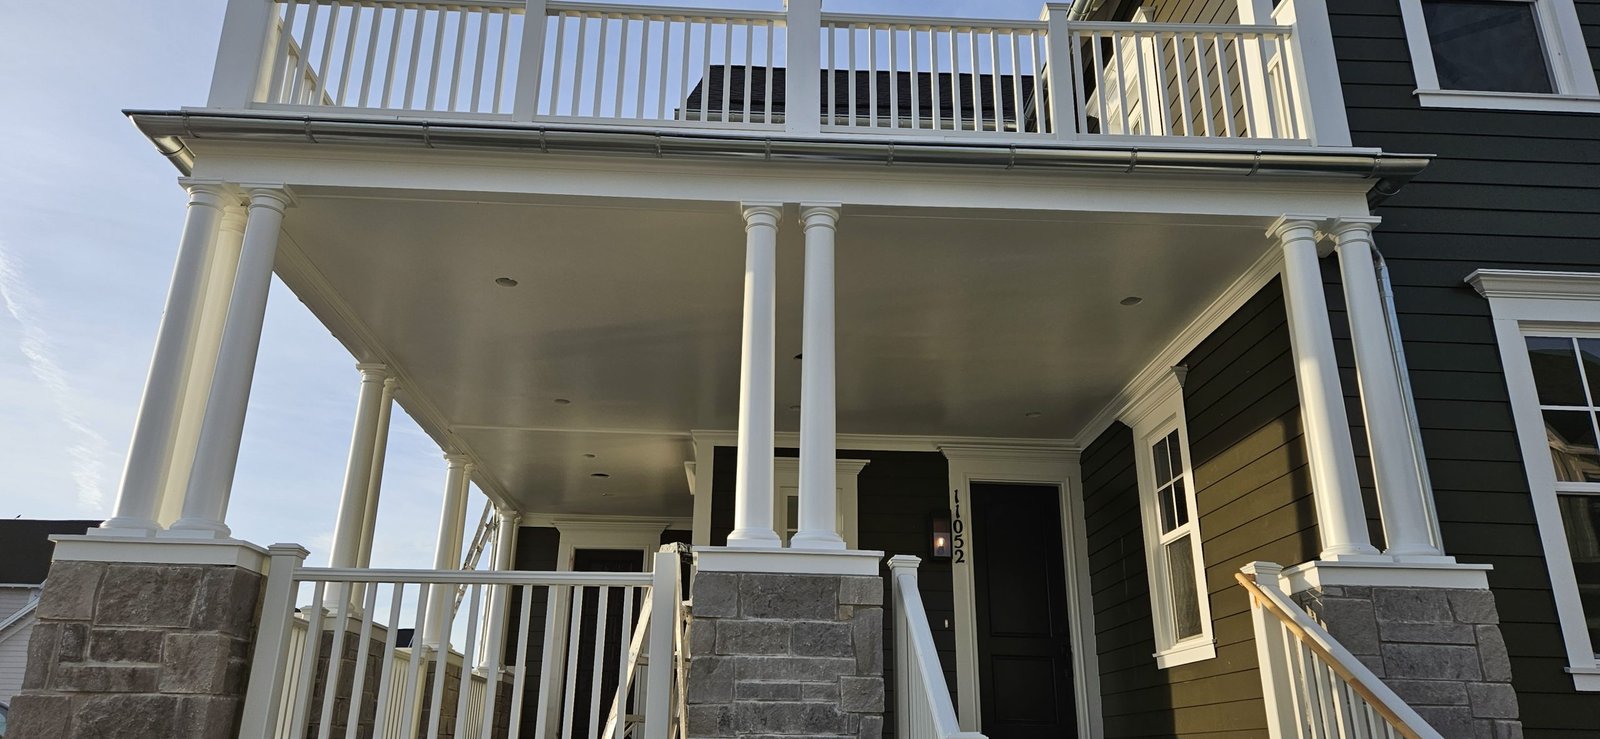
[0,520,98,584]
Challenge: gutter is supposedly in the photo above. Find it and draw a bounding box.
[127,109,1430,201]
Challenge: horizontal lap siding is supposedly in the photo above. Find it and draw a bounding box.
[1088,280,1312,737]
[1331,1,1600,734]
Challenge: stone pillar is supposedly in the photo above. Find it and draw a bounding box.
[8,538,267,739]
[685,552,885,739]
[1293,583,1520,737]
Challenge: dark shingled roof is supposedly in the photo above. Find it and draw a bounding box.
[685,66,1046,126]
[0,519,98,584]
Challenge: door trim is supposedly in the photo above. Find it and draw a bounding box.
[941,446,1100,739]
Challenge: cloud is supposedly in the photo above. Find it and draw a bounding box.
[0,243,114,512]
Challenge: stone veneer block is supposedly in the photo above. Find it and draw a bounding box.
[686,568,885,739]
[8,557,265,739]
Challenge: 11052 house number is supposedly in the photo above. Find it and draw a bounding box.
[952,488,967,564]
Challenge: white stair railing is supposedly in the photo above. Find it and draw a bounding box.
[239,544,681,739]
[1239,563,1443,739]
[888,556,985,739]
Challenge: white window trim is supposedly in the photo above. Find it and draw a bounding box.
[1124,371,1217,669]
[1468,269,1600,691]
[1397,0,1600,113]
[773,457,868,549]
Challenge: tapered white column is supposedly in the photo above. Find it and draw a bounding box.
[169,186,294,539]
[100,182,232,535]
[481,506,520,670]
[793,204,846,551]
[158,204,249,528]
[1332,220,1443,558]
[727,203,783,548]
[1271,217,1380,560]
[329,364,391,568]
[356,378,400,569]
[424,454,474,648]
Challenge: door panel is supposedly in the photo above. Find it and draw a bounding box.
[971,483,1077,738]
[568,549,644,739]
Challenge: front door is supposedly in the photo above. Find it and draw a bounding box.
[971,483,1077,738]
[569,549,645,739]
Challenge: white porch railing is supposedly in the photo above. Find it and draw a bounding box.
[888,556,985,739]
[240,545,681,739]
[212,0,1330,144]
[1238,563,1444,739]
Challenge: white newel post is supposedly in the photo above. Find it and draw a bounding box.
[357,378,399,569]
[784,0,823,135]
[1271,217,1380,560]
[1270,0,1353,146]
[169,186,294,539]
[160,205,249,528]
[728,204,783,548]
[424,454,474,648]
[511,0,550,122]
[208,0,276,108]
[1332,220,1444,559]
[238,543,311,739]
[329,363,391,568]
[793,205,846,551]
[1041,4,1078,140]
[101,182,232,535]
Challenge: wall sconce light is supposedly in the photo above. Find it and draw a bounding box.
[930,514,953,559]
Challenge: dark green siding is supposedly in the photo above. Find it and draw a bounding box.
[1328,1,1600,734]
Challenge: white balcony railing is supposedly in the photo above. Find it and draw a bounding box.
[210,0,1333,144]
[888,556,985,739]
[239,545,682,739]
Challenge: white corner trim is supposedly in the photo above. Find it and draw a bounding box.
[50,534,270,573]
[1154,638,1217,669]
[1281,559,1493,593]
[1416,89,1600,114]
[1467,269,1600,303]
[693,546,883,576]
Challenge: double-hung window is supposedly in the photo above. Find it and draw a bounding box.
[1126,374,1215,668]
[1398,0,1600,111]
[1471,270,1600,690]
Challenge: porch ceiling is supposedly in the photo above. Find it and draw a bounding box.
[278,191,1273,517]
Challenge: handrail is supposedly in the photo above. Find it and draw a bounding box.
[889,556,986,739]
[1237,563,1442,739]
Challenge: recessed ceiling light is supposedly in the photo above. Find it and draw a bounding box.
[495,277,519,287]
[1025,411,1043,419]
[553,398,572,405]
[583,453,597,459]
[591,472,610,479]
[1120,296,1144,306]
[601,492,614,497]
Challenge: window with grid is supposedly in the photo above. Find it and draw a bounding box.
[1526,334,1600,655]
[1149,428,1205,644]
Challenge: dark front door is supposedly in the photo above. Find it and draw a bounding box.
[970,483,1077,738]
[569,549,645,739]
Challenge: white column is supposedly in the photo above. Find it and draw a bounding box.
[424,454,474,648]
[1332,220,1443,558]
[481,506,520,670]
[356,378,400,569]
[159,204,248,528]
[169,186,294,539]
[727,204,783,548]
[328,364,391,567]
[793,204,846,551]
[100,182,232,535]
[1270,217,1380,560]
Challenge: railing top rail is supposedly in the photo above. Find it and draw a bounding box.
[820,12,1048,32]
[1235,570,1442,739]
[292,566,654,586]
[1065,20,1293,34]
[547,1,787,22]
[276,0,530,10]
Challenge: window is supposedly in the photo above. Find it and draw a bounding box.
[1125,373,1215,668]
[772,458,868,548]
[1398,0,1600,112]
[1469,269,1600,691]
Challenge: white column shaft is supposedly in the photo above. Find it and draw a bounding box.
[793,205,846,551]
[425,455,473,648]
[102,183,231,534]
[356,379,399,569]
[159,205,249,528]
[727,204,783,548]
[329,364,391,568]
[1273,218,1379,559]
[1334,223,1441,557]
[170,187,293,538]
[482,507,520,670]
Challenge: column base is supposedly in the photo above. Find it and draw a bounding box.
[1283,558,1491,593]
[697,547,882,576]
[788,531,848,552]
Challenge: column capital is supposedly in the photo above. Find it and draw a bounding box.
[218,205,249,233]
[1266,215,1330,242]
[1329,216,1383,241]
[381,377,400,395]
[495,505,522,524]
[178,179,237,209]
[355,362,389,380]
[799,203,843,229]
[444,452,472,466]
[740,202,784,229]
[241,184,296,212]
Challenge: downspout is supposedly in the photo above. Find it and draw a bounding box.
[1372,246,1445,552]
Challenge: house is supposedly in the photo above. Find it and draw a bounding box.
[0,520,97,707]
[8,0,1600,737]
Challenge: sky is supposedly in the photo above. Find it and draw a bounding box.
[0,0,1045,569]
